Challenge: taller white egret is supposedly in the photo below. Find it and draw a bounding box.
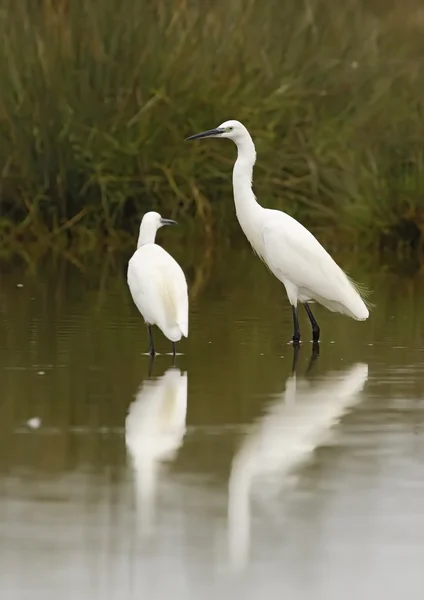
[127,211,188,357]
[186,121,369,344]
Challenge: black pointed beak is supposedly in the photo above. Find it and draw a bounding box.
[185,128,224,141]
[160,218,178,226]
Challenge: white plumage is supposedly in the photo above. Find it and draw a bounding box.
[186,120,369,344]
[127,211,188,356]
[262,212,368,320]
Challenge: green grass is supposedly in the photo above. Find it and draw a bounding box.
[1,0,424,261]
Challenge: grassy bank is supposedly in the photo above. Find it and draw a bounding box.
[1,0,424,260]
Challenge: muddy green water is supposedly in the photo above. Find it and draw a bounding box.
[1,248,424,599]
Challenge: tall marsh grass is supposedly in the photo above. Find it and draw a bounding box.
[1,0,424,258]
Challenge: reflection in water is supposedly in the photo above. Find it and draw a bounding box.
[125,367,188,537]
[2,254,424,599]
[228,362,369,569]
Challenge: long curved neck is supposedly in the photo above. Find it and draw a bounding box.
[232,134,262,245]
[137,225,157,248]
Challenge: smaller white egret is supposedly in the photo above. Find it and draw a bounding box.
[186,120,370,344]
[127,211,188,357]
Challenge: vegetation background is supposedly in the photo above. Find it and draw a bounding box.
[1,0,424,263]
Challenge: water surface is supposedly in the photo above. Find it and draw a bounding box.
[1,249,424,599]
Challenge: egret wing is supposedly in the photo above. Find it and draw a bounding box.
[128,245,188,336]
[127,249,168,325]
[262,211,358,304]
[170,259,189,337]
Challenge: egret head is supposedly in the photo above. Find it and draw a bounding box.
[185,120,248,144]
[141,211,177,231]
[137,211,177,247]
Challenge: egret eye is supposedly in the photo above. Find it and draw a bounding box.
[226,126,234,132]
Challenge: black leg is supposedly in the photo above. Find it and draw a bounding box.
[172,342,176,363]
[304,303,320,342]
[147,354,155,377]
[292,305,300,345]
[305,341,320,374]
[291,344,300,374]
[148,325,155,357]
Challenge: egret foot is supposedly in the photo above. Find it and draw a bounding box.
[306,341,320,374]
[291,344,300,374]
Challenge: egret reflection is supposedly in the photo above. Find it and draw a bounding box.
[228,362,368,569]
[125,367,188,537]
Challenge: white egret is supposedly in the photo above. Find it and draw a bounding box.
[127,211,188,357]
[186,120,369,344]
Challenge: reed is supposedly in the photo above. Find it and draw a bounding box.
[1,0,424,259]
